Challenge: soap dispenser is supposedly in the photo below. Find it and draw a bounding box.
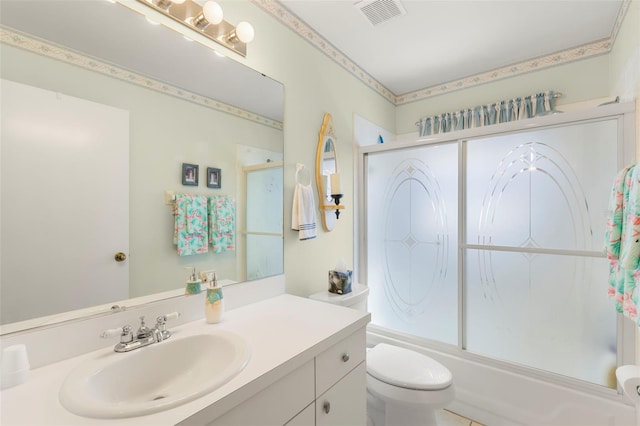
[184,266,202,295]
[205,272,224,323]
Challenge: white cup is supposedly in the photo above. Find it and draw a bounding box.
[1,344,30,389]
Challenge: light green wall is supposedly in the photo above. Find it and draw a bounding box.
[220,1,638,297]
[396,1,639,137]
[609,0,640,157]
[215,1,397,296]
[610,0,640,100]
[609,0,640,372]
[8,0,635,301]
[395,55,611,135]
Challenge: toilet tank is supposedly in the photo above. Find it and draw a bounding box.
[309,284,369,311]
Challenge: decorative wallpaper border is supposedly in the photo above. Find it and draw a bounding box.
[250,0,396,104]
[396,38,613,105]
[253,0,631,106]
[0,28,283,130]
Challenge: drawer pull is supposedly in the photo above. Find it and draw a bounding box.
[342,353,350,362]
[323,401,331,414]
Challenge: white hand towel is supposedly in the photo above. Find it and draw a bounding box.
[291,183,316,240]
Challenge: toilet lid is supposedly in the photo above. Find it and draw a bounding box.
[367,343,452,390]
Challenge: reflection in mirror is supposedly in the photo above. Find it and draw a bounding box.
[315,113,344,232]
[244,160,284,280]
[0,0,284,334]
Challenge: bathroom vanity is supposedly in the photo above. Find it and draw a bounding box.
[0,294,370,425]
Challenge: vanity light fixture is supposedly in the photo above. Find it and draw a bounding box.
[226,21,255,44]
[155,0,185,10]
[192,1,223,29]
[138,0,254,56]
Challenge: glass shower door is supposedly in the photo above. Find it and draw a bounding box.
[363,116,622,388]
[366,142,458,345]
[464,119,618,387]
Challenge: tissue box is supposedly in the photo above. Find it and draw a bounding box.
[328,270,352,295]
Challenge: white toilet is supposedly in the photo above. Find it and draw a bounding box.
[310,284,455,426]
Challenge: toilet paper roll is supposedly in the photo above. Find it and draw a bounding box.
[616,364,640,404]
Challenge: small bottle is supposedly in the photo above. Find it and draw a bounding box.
[205,272,224,323]
[184,267,202,295]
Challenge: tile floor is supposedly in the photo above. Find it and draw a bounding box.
[435,409,485,426]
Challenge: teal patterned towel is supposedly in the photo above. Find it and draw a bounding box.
[209,196,235,253]
[174,194,209,256]
[605,165,638,324]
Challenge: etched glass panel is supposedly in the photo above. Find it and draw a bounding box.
[366,143,458,344]
[465,249,616,387]
[466,120,618,251]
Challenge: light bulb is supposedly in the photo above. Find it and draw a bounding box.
[235,21,254,43]
[202,1,223,25]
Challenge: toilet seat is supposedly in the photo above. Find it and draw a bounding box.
[367,373,455,408]
[367,343,452,390]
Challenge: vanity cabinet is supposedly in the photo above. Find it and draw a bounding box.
[207,360,315,426]
[208,327,366,426]
[315,327,367,426]
[0,294,371,426]
[285,403,315,426]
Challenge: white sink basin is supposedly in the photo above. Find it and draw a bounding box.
[59,331,250,419]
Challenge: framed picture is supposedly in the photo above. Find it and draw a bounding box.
[182,163,199,186]
[207,167,221,189]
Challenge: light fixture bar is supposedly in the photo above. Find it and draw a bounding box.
[137,0,248,57]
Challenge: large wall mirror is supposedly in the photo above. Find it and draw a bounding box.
[0,0,284,333]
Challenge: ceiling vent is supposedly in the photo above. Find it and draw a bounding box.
[355,0,406,27]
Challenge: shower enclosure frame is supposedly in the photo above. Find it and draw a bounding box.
[357,101,637,422]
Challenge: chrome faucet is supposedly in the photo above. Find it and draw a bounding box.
[101,312,181,353]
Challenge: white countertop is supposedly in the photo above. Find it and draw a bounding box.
[0,294,370,425]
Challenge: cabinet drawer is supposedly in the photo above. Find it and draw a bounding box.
[207,360,314,426]
[316,362,367,426]
[315,328,366,396]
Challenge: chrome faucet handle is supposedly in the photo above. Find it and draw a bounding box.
[163,312,181,321]
[136,316,152,339]
[100,325,133,344]
[155,316,166,329]
[120,325,133,343]
[154,312,181,341]
[156,311,181,327]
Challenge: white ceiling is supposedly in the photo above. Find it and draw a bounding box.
[280,0,624,96]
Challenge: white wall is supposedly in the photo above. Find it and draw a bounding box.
[0,44,283,299]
